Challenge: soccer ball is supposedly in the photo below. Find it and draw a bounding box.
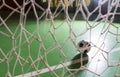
[77,40,91,54]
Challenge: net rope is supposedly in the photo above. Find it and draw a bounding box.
[0,0,120,77]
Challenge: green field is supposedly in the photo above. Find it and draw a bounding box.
[0,16,120,77]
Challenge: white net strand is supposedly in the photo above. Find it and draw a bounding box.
[0,0,120,77]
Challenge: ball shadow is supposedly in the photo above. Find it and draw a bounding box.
[68,53,89,69]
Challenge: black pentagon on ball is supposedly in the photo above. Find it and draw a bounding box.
[84,50,88,54]
[88,44,91,46]
[79,42,84,47]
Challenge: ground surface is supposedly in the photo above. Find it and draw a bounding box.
[0,16,120,77]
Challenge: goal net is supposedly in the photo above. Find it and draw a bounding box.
[0,0,120,77]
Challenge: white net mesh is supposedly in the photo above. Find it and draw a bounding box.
[0,0,120,77]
